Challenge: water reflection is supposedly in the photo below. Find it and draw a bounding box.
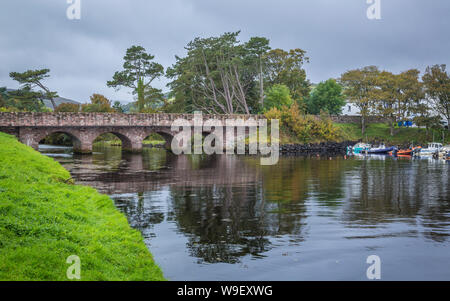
[42,144,450,280]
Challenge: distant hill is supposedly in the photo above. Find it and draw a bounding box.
[5,88,80,109]
[42,96,80,109]
[113,92,171,113]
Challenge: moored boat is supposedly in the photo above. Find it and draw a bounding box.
[414,143,443,157]
[350,143,372,155]
[438,145,450,159]
[389,146,421,156]
[367,144,396,154]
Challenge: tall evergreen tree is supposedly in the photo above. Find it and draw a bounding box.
[107,46,164,112]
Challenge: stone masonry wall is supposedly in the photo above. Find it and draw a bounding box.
[0,112,265,127]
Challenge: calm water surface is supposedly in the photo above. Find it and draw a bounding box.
[40,144,450,280]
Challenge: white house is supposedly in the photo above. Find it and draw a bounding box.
[342,101,361,116]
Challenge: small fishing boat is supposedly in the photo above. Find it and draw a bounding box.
[350,143,371,155]
[438,145,450,159]
[414,143,443,157]
[367,144,396,154]
[389,146,421,156]
[396,149,412,156]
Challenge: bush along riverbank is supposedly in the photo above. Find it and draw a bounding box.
[0,132,165,281]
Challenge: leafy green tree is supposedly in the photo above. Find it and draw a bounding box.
[1,86,43,112]
[9,69,58,110]
[161,92,190,113]
[264,84,293,111]
[422,64,450,130]
[340,66,380,134]
[6,86,48,112]
[167,32,260,114]
[142,87,165,111]
[307,79,345,115]
[264,48,310,102]
[245,37,270,107]
[112,101,124,113]
[0,87,8,108]
[167,32,310,115]
[107,46,164,112]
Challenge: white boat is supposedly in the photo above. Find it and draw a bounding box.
[438,145,450,159]
[349,143,372,155]
[415,143,443,157]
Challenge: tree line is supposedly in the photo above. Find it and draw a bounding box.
[340,65,450,134]
[1,31,449,134]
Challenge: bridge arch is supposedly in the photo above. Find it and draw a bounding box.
[142,129,174,150]
[93,130,138,152]
[141,128,218,151]
[36,130,83,152]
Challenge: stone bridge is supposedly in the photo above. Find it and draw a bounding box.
[0,112,264,153]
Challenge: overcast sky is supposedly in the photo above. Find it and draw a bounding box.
[1,0,449,103]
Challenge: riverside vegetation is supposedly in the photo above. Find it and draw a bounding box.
[0,132,165,281]
[264,104,449,146]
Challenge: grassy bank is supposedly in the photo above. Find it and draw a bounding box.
[93,139,165,147]
[0,132,165,281]
[335,123,450,145]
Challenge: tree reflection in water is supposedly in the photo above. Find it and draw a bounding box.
[55,146,450,268]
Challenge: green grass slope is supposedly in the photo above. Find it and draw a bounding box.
[335,123,450,145]
[0,132,165,281]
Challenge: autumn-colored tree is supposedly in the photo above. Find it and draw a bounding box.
[422,64,450,130]
[395,69,424,121]
[370,70,398,136]
[54,103,81,112]
[264,103,342,143]
[82,94,115,112]
[340,66,380,134]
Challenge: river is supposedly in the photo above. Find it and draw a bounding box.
[39,144,450,280]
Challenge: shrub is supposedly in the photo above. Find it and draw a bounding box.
[265,103,343,143]
[54,103,81,112]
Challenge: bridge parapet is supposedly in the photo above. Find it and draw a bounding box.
[0,112,265,127]
[0,112,266,154]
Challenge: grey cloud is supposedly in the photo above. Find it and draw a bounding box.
[0,0,449,103]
